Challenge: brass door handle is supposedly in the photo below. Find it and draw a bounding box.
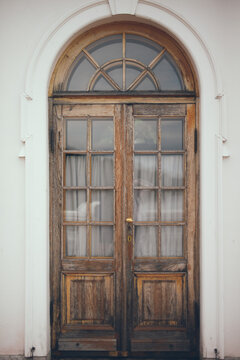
[126,218,133,223]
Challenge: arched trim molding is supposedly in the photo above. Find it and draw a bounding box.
[21,1,225,359]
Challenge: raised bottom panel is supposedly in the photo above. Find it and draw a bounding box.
[58,337,117,351]
[131,338,190,352]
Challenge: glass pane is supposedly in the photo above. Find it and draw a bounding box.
[66,119,87,150]
[106,63,123,89]
[134,155,157,187]
[153,52,184,91]
[91,226,114,257]
[134,119,158,150]
[92,155,114,186]
[126,63,142,90]
[161,155,183,187]
[134,226,158,257]
[161,226,183,257]
[134,190,157,221]
[161,119,183,150]
[134,74,157,91]
[65,190,87,221]
[126,34,162,66]
[91,190,113,221]
[92,74,115,91]
[161,190,183,221]
[92,120,114,150]
[67,54,96,91]
[86,35,122,66]
[65,226,87,257]
[65,155,86,186]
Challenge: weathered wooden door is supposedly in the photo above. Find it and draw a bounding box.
[50,100,199,358]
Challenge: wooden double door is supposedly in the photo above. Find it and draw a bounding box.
[50,100,199,358]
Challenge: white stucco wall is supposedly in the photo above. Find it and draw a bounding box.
[0,0,239,358]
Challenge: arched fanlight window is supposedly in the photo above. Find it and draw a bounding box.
[66,33,185,92]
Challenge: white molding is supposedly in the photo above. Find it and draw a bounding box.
[22,0,224,358]
[108,0,139,15]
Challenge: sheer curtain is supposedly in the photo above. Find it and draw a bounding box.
[65,155,87,256]
[91,155,114,256]
[65,154,114,257]
[133,154,183,257]
[134,155,157,257]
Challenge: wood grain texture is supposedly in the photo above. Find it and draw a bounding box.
[50,101,199,357]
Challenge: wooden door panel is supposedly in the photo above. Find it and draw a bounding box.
[62,273,114,328]
[134,273,186,329]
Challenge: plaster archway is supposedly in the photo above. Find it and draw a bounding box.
[21,1,225,358]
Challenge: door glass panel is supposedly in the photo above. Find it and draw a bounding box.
[161,155,183,187]
[152,52,184,90]
[86,35,122,66]
[134,74,157,91]
[161,119,183,150]
[67,54,96,91]
[161,190,184,221]
[134,155,157,187]
[91,226,114,257]
[91,190,114,221]
[92,155,114,186]
[66,119,87,150]
[106,63,123,89]
[126,34,162,66]
[65,226,87,257]
[65,155,86,186]
[134,190,157,221]
[65,190,87,221]
[134,226,158,257]
[161,226,183,257]
[134,119,158,150]
[92,120,114,150]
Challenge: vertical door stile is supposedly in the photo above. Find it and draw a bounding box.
[114,104,124,351]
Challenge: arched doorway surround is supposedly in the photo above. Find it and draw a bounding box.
[49,21,199,359]
[21,1,225,359]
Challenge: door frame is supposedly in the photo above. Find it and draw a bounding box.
[49,95,200,358]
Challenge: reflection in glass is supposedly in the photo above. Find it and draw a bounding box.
[106,63,123,89]
[65,155,86,186]
[67,54,96,91]
[126,34,162,66]
[92,74,115,91]
[134,190,157,221]
[161,155,183,187]
[153,52,184,91]
[134,226,158,257]
[161,119,183,150]
[161,190,183,221]
[66,120,87,150]
[91,190,113,221]
[86,35,122,66]
[65,190,87,221]
[126,63,142,90]
[161,226,183,257]
[134,74,157,91]
[92,155,114,186]
[65,226,87,257]
[91,226,114,257]
[92,120,114,150]
[134,155,157,187]
[134,119,158,150]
